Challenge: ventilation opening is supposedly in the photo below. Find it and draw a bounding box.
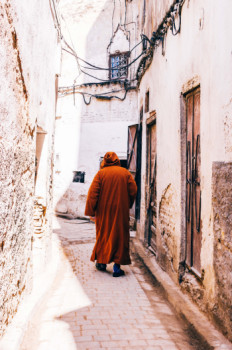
[73,171,85,183]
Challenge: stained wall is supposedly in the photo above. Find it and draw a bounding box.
[54,0,139,217]
[136,0,232,339]
[0,0,60,335]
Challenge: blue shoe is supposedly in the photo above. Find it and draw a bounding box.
[113,263,125,277]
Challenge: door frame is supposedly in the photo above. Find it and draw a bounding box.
[180,85,203,280]
[127,122,142,221]
[145,111,157,251]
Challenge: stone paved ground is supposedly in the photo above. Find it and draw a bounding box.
[21,217,203,350]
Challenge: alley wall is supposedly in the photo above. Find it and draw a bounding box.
[54,0,139,217]
[0,0,60,335]
[136,0,232,340]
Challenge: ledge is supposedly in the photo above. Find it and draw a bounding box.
[131,238,232,350]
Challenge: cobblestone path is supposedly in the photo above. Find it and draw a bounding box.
[21,217,203,350]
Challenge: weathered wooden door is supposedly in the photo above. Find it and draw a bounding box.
[146,115,157,251]
[186,88,202,275]
[127,123,142,220]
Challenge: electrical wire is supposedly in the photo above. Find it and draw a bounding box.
[61,14,81,78]
[124,0,127,28]
[76,51,144,82]
[59,87,125,95]
[49,0,62,38]
[62,38,82,75]
[171,4,182,35]
[57,0,147,103]
[130,38,143,53]
[136,0,185,84]
[58,86,129,105]
[112,0,116,37]
[62,40,144,72]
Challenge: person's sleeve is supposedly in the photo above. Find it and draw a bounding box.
[85,172,101,216]
[128,172,137,209]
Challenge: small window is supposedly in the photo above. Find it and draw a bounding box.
[145,90,149,113]
[109,52,129,80]
[73,171,85,183]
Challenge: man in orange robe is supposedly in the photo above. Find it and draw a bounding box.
[85,152,137,277]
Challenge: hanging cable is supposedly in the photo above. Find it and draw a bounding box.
[78,51,144,82]
[112,0,116,37]
[49,0,62,38]
[171,3,182,35]
[59,88,129,105]
[56,0,147,102]
[136,0,186,85]
[124,0,127,28]
[61,14,81,78]
[82,94,92,105]
[62,44,145,73]
[119,0,122,25]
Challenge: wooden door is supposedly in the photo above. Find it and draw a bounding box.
[186,88,202,275]
[147,119,157,251]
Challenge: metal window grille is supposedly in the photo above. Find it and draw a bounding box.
[110,53,129,80]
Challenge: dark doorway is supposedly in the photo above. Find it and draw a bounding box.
[127,122,142,221]
[146,111,157,252]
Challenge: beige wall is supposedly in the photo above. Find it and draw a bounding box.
[0,0,60,335]
[54,0,139,217]
[137,0,232,339]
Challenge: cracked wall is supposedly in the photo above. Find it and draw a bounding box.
[212,162,232,340]
[158,184,179,281]
[137,0,232,340]
[0,0,59,335]
[54,0,139,218]
[0,2,34,333]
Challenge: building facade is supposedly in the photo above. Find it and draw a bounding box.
[0,0,60,335]
[135,0,232,341]
[54,0,140,217]
[54,0,232,340]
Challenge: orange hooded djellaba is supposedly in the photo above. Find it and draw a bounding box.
[85,152,137,265]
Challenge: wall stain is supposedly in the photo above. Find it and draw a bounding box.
[4,3,28,100]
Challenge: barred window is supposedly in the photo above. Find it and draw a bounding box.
[109,52,129,80]
[73,171,85,183]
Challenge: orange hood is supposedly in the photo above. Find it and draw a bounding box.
[101,152,121,169]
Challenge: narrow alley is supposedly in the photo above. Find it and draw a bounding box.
[1,0,232,349]
[21,217,206,350]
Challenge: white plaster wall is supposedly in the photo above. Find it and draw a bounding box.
[10,0,61,270]
[55,0,140,217]
[55,87,138,217]
[10,0,60,131]
[59,0,140,85]
[54,94,82,206]
[109,28,130,54]
[138,0,232,293]
[0,0,59,335]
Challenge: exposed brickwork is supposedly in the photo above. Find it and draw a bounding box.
[212,162,232,340]
[80,88,138,124]
[0,0,58,336]
[0,2,34,335]
[33,198,47,235]
[158,184,179,280]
